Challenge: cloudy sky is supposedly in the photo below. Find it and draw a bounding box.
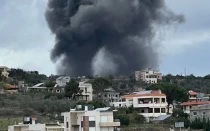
[0,0,210,76]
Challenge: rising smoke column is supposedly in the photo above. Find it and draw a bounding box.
[45,0,184,76]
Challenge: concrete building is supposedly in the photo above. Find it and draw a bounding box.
[180,90,210,114]
[190,104,210,122]
[0,66,9,78]
[180,101,210,114]
[56,76,71,87]
[27,83,47,92]
[122,90,168,118]
[62,105,120,131]
[102,88,125,107]
[135,68,162,83]
[75,81,93,101]
[8,117,64,131]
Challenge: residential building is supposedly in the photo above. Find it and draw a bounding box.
[180,101,210,114]
[62,105,120,131]
[75,81,93,101]
[135,68,162,83]
[0,66,9,78]
[188,90,207,102]
[8,117,64,131]
[122,90,168,118]
[102,88,125,107]
[190,104,210,122]
[56,76,70,87]
[27,83,47,92]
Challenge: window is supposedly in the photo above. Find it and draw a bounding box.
[203,112,206,115]
[66,122,69,128]
[116,95,118,97]
[141,110,144,113]
[161,108,166,113]
[119,104,121,107]
[146,75,148,78]
[190,106,192,109]
[154,108,160,113]
[146,72,148,74]
[193,112,197,115]
[148,108,153,113]
[104,95,107,97]
[85,88,87,93]
[162,98,165,102]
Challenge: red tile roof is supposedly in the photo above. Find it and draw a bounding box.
[189,90,198,95]
[180,101,210,106]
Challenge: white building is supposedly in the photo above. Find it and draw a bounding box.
[0,66,9,78]
[135,68,162,83]
[75,81,93,101]
[56,76,71,87]
[62,105,120,131]
[102,88,126,107]
[8,117,64,131]
[122,90,168,118]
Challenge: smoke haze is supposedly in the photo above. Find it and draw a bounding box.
[45,0,184,76]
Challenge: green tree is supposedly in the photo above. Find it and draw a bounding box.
[147,83,189,113]
[64,79,79,99]
[92,78,110,98]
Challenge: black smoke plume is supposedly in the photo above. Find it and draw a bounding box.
[45,0,184,76]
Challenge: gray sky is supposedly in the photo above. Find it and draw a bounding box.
[0,0,210,76]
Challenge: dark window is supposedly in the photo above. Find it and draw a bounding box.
[116,95,118,97]
[66,122,69,128]
[146,72,148,74]
[141,110,144,113]
[119,104,121,107]
[81,121,95,127]
[193,112,197,115]
[148,108,153,113]
[190,106,192,109]
[162,98,165,102]
[146,75,148,78]
[104,95,107,97]
[161,108,166,113]
[203,112,206,115]
[155,108,160,113]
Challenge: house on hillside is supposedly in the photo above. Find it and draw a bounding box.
[135,68,162,83]
[122,90,169,119]
[0,66,9,78]
[102,88,125,107]
[180,90,210,114]
[62,105,120,131]
[189,104,210,122]
[75,81,93,101]
[27,83,47,92]
[56,76,70,87]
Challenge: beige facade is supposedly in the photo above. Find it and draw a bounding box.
[135,68,162,83]
[62,106,120,131]
[122,90,169,118]
[75,82,93,101]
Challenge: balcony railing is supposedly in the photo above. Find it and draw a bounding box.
[99,122,120,127]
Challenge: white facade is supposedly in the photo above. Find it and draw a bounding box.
[62,106,120,131]
[56,76,71,87]
[76,82,93,101]
[0,66,9,78]
[122,90,168,118]
[8,124,64,131]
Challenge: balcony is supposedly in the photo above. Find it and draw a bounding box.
[99,122,120,127]
[134,102,167,108]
